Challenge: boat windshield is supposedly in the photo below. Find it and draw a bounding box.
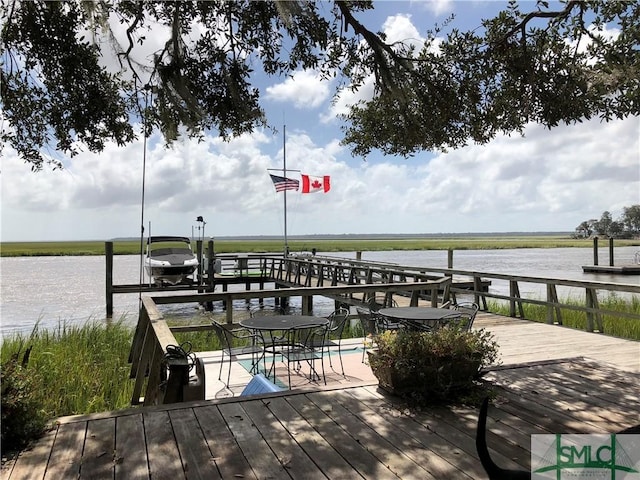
[148,241,194,256]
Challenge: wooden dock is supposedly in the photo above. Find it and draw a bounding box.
[3,313,639,480]
[582,264,640,275]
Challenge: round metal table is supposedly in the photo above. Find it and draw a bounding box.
[377,307,459,331]
[239,315,329,385]
[239,315,328,331]
[377,307,457,322]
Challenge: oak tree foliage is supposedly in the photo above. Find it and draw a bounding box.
[1,0,638,170]
[575,205,640,238]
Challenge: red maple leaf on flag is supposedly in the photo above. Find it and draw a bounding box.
[301,174,330,193]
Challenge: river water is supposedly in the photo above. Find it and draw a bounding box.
[1,247,639,338]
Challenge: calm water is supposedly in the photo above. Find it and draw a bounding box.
[1,247,639,337]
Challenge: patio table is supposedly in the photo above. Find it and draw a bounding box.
[239,315,329,384]
[378,307,460,331]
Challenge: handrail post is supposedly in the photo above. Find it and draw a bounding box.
[609,237,614,267]
[196,240,203,285]
[105,241,114,317]
[162,357,190,404]
[207,238,215,290]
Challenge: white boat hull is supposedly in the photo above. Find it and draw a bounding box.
[144,236,199,286]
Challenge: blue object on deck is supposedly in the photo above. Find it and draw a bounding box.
[240,373,283,396]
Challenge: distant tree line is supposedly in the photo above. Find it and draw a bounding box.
[574,205,640,239]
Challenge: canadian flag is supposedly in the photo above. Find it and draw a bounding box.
[301,174,331,193]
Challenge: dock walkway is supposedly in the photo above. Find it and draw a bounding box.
[3,313,639,480]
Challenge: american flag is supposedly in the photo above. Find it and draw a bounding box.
[270,174,299,192]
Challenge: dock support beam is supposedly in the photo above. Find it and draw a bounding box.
[106,241,113,317]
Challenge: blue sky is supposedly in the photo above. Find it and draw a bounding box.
[1,1,638,242]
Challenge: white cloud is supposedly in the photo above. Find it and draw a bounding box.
[2,115,637,241]
[265,70,332,109]
[420,0,455,17]
[382,14,424,49]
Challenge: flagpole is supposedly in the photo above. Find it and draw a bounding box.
[283,124,289,257]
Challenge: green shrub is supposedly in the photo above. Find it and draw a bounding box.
[368,327,500,405]
[1,318,136,452]
[1,349,48,454]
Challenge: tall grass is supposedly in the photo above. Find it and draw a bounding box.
[1,319,135,418]
[3,236,639,256]
[487,294,640,340]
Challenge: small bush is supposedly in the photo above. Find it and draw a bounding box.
[368,327,500,405]
[1,349,48,455]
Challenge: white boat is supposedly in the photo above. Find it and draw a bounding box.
[144,236,199,285]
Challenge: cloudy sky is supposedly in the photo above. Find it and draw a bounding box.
[1,1,638,242]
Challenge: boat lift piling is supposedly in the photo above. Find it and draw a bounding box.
[582,237,640,275]
[105,239,218,317]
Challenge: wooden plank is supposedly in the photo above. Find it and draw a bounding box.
[334,388,475,479]
[484,383,606,433]
[114,414,148,480]
[240,398,326,480]
[169,408,221,480]
[143,410,184,480]
[261,396,357,479]
[487,366,631,428]
[517,361,638,410]
[437,403,531,471]
[217,402,289,479]
[80,417,115,479]
[44,422,85,480]
[7,427,57,480]
[285,392,398,480]
[193,405,257,480]
[351,385,515,477]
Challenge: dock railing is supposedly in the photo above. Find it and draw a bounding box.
[276,255,640,332]
[126,254,640,405]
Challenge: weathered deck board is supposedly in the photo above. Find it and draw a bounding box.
[194,404,256,479]
[114,414,147,480]
[5,360,639,480]
[3,313,639,480]
[267,395,360,479]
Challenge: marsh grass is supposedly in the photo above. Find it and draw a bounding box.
[3,236,639,256]
[1,318,135,419]
[488,294,640,340]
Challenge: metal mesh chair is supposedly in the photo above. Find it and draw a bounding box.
[366,294,398,311]
[323,307,350,375]
[356,307,381,363]
[211,321,262,387]
[281,323,329,388]
[451,302,480,331]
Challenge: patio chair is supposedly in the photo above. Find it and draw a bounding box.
[322,307,350,375]
[356,307,382,363]
[249,305,290,371]
[211,321,262,387]
[366,293,398,311]
[401,312,462,332]
[281,323,329,388]
[451,302,480,331]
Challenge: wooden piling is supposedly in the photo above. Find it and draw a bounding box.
[609,237,614,266]
[105,241,113,317]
